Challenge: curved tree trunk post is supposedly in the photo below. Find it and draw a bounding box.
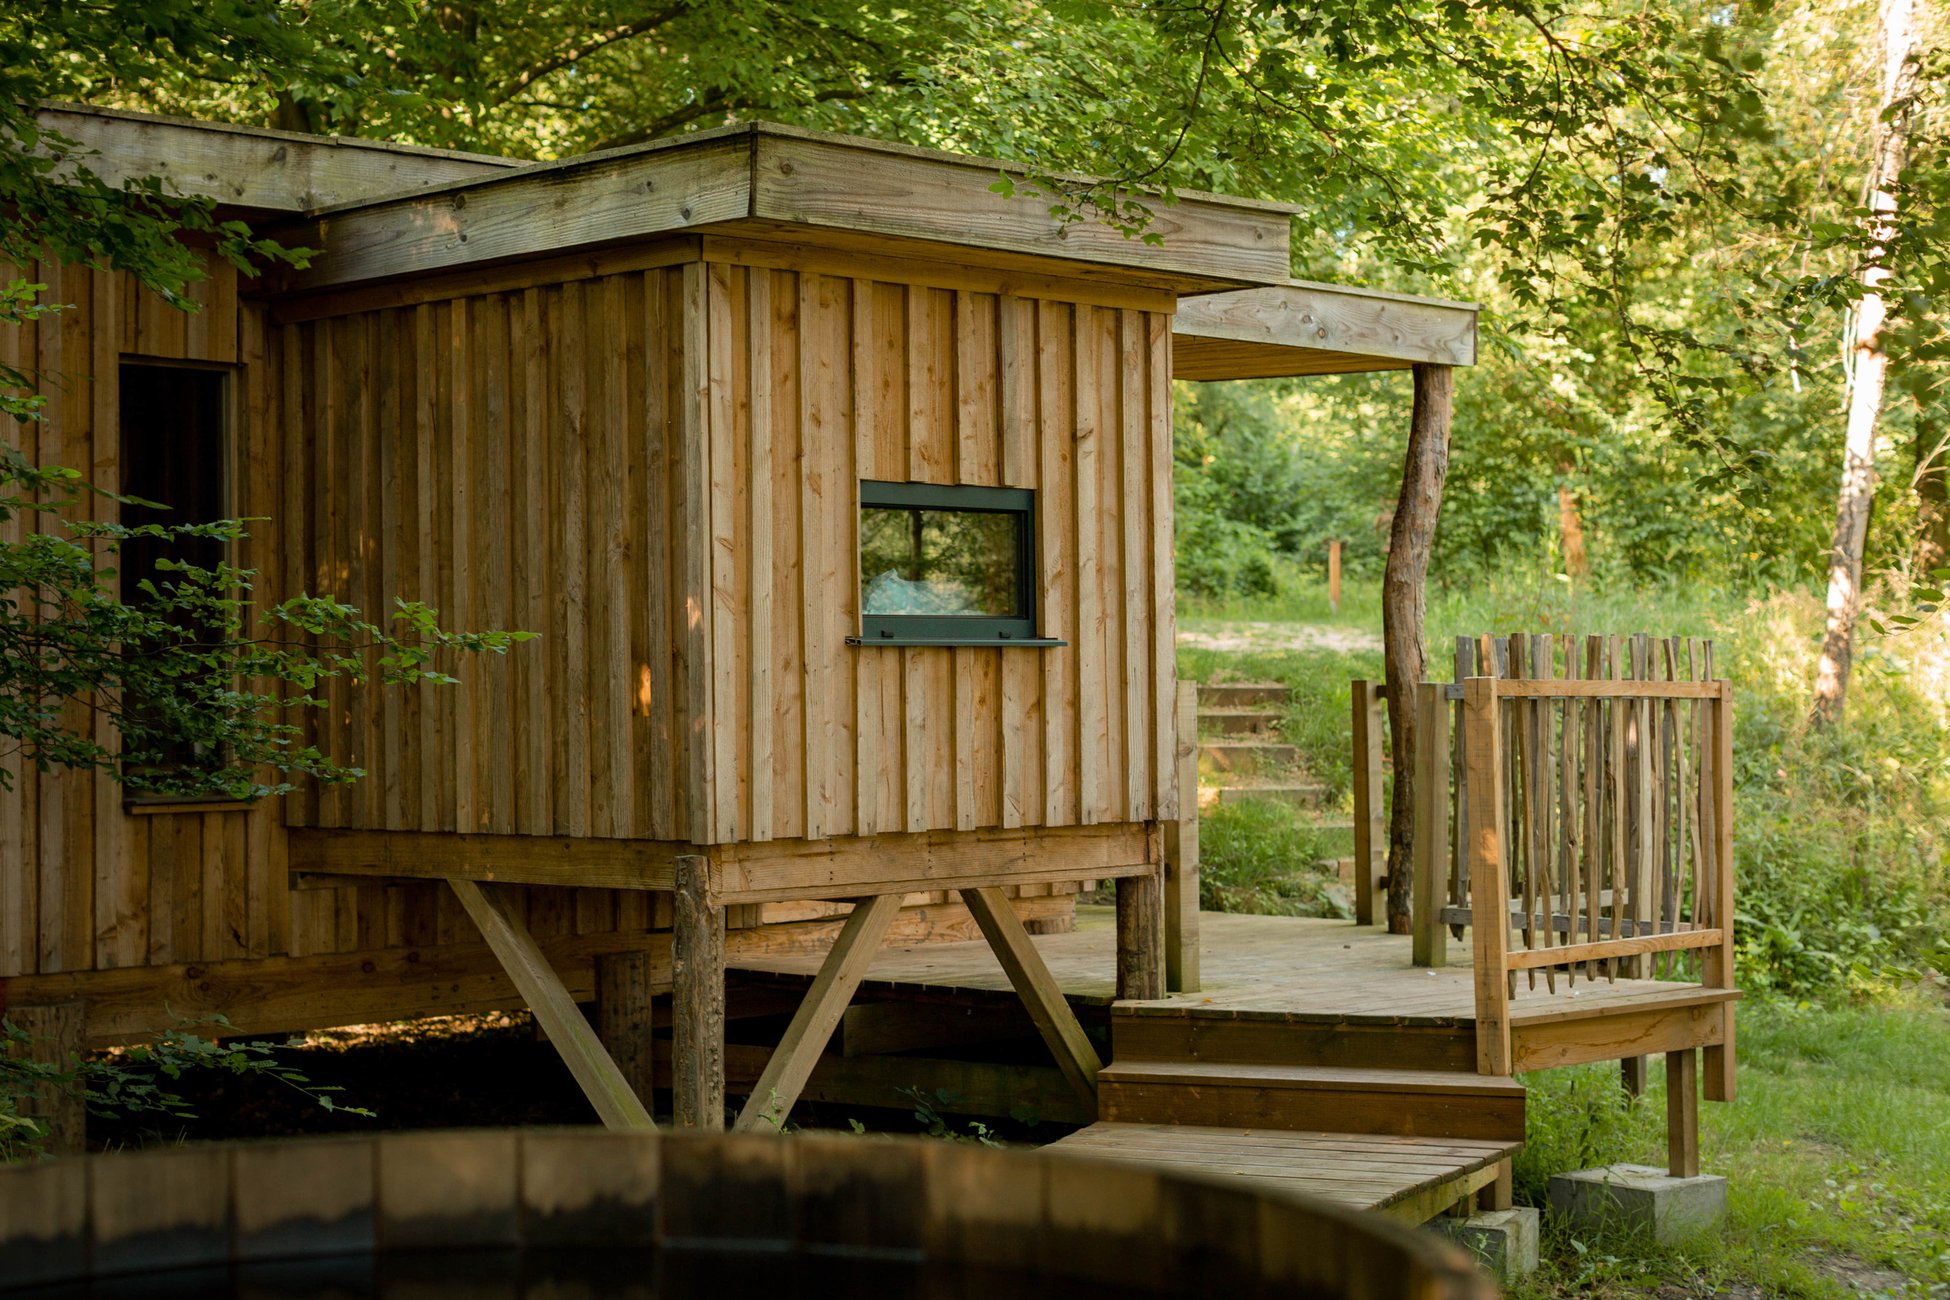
[1813,0,1916,728]
[1383,363,1454,935]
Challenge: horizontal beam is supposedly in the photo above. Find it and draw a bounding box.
[1172,281,1477,377]
[1504,928,1724,971]
[36,103,518,213]
[287,822,1156,902]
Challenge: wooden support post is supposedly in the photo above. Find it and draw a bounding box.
[1666,1048,1700,1178]
[1412,682,1450,968]
[672,854,726,1131]
[1164,679,1201,993]
[1116,871,1164,1000]
[596,950,656,1114]
[960,886,1102,1107]
[448,881,654,1130]
[733,893,904,1133]
[1328,538,1343,613]
[1621,1055,1648,1098]
[1703,682,1738,1103]
[1352,679,1388,926]
[6,1001,86,1156]
[1383,364,1454,936]
[1463,676,1512,1077]
[1480,1159,1515,1212]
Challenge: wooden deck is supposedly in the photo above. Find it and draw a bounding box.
[733,905,1699,1027]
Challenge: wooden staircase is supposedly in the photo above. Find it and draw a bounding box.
[1049,1005,1524,1222]
[1195,682,1329,810]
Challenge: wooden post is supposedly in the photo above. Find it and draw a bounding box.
[1164,679,1201,993]
[1666,1048,1700,1178]
[1480,1159,1515,1212]
[1411,683,1450,968]
[1703,682,1738,1103]
[1621,1056,1648,1098]
[734,892,904,1133]
[6,1001,86,1156]
[1383,363,1453,937]
[448,881,655,1130]
[1116,871,1165,1000]
[960,886,1102,1107]
[1352,680,1387,926]
[1328,538,1343,613]
[596,950,657,1114]
[1463,676,1512,1076]
[672,854,726,1130]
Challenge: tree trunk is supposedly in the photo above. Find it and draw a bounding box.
[1383,364,1453,934]
[1812,0,1916,729]
[1557,466,1590,581]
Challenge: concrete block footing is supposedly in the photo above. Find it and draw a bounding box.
[1547,1163,1727,1243]
[1432,1207,1539,1280]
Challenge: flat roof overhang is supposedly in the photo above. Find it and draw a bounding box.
[1171,281,1478,379]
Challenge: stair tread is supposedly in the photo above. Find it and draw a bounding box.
[1100,1058,1524,1097]
[1048,1123,1517,1213]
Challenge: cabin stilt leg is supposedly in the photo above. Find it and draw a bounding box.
[1481,1158,1515,1211]
[447,880,655,1130]
[672,854,726,1131]
[960,886,1102,1108]
[597,950,657,1114]
[1164,679,1202,993]
[1621,1055,1647,1098]
[7,1000,86,1156]
[1666,1048,1700,1178]
[1116,872,1164,1000]
[733,892,904,1133]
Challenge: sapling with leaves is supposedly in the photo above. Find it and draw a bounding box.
[0,442,533,799]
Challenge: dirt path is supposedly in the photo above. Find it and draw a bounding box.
[1177,620,1381,654]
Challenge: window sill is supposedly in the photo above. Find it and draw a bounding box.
[847,636,1067,649]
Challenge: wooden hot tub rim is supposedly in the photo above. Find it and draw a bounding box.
[0,1128,1493,1299]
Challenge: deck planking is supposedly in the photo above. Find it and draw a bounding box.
[732,905,1693,1026]
[1049,1122,1515,1220]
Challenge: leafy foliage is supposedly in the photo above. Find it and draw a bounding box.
[0,453,531,797]
[1,1014,370,1162]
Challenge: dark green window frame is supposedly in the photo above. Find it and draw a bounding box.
[852,480,1062,647]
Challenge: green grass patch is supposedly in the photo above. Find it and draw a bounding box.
[1509,998,1950,1298]
[1198,799,1347,918]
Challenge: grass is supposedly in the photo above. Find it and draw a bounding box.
[1507,997,1950,1298]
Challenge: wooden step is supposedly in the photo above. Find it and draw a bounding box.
[1097,1060,1525,1142]
[1047,1122,1517,1224]
[1112,1009,1476,1073]
[1201,781,1327,809]
[1197,742,1299,777]
[1197,707,1283,736]
[1198,682,1291,708]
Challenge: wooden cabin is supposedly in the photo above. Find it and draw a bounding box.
[3,107,1733,1228]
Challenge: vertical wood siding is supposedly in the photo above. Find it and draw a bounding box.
[696,263,1178,844]
[281,267,700,844]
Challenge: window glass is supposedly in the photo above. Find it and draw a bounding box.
[860,507,1019,617]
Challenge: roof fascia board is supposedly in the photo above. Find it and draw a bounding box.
[34,103,521,213]
[1172,281,1479,373]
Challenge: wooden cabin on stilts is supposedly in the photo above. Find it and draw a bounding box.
[3,105,1732,1227]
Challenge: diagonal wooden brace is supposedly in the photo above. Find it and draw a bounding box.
[959,886,1102,1108]
[448,879,655,1130]
[732,892,905,1133]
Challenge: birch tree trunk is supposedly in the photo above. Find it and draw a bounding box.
[1812,0,1917,728]
[1383,364,1452,934]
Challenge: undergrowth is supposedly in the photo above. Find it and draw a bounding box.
[1197,799,1347,918]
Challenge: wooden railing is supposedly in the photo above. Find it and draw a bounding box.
[1405,634,1734,1078]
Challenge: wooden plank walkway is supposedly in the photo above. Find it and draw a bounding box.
[1048,1122,1515,1223]
[733,906,1690,1026]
